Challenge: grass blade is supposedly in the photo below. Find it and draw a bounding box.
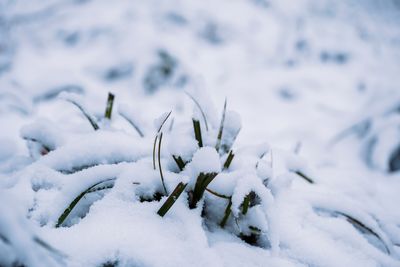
[56,178,115,227]
[295,171,314,184]
[215,98,227,153]
[119,112,144,137]
[205,188,231,199]
[158,132,168,195]
[223,150,235,169]
[104,92,115,119]
[242,194,250,215]
[193,119,203,147]
[220,199,232,228]
[157,182,187,217]
[157,110,172,133]
[338,212,390,254]
[65,98,99,130]
[172,155,186,171]
[185,91,209,131]
[153,134,158,170]
[189,172,218,209]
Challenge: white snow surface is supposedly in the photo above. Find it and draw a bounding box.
[1,0,400,267]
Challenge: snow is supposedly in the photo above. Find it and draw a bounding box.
[1,0,400,266]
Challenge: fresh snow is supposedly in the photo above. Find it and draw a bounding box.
[1,0,400,267]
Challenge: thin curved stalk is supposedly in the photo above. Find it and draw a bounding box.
[119,112,144,137]
[205,188,231,199]
[158,132,168,195]
[65,99,99,130]
[157,111,172,133]
[185,91,209,131]
[56,178,115,227]
[215,98,227,153]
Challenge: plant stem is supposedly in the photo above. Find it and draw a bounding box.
[193,119,203,147]
[215,98,227,153]
[158,132,168,195]
[157,182,187,217]
[104,92,115,119]
[220,199,232,228]
[223,150,235,169]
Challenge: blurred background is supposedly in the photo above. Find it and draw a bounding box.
[1,0,400,173]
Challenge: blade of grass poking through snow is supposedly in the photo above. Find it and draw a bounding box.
[193,119,203,147]
[215,98,227,153]
[338,212,390,254]
[172,155,186,171]
[295,171,314,184]
[157,182,187,217]
[104,92,115,119]
[205,188,231,199]
[56,178,115,228]
[220,199,232,228]
[189,172,218,209]
[65,98,99,130]
[242,194,250,215]
[158,132,168,195]
[157,111,172,133]
[119,111,144,137]
[185,91,209,131]
[223,150,235,169]
[153,134,158,170]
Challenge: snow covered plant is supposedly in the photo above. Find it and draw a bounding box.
[20,91,279,248]
[8,91,398,266]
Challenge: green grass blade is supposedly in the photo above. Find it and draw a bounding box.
[56,178,115,227]
[172,155,186,171]
[193,119,203,147]
[215,98,227,153]
[157,182,187,217]
[220,199,232,228]
[242,194,250,215]
[205,188,231,199]
[119,112,144,137]
[189,172,218,209]
[185,91,209,131]
[104,92,115,119]
[157,110,172,133]
[223,150,235,169]
[295,171,314,184]
[158,132,168,195]
[66,99,99,130]
[153,134,158,170]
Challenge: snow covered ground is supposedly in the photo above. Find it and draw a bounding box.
[1,0,400,266]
